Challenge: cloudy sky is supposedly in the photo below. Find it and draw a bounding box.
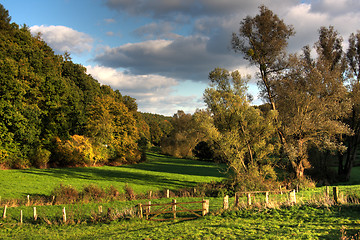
[3,0,360,115]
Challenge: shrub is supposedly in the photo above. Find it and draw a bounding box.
[53,135,98,167]
[82,184,106,201]
[124,184,136,200]
[30,147,51,168]
[52,184,79,204]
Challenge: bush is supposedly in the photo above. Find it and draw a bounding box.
[52,135,98,167]
[124,184,136,200]
[52,184,79,204]
[83,184,106,201]
[30,147,51,168]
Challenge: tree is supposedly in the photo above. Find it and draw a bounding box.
[274,27,351,178]
[231,5,294,120]
[338,31,360,181]
[161,110,204,158]
[201,68,278,180]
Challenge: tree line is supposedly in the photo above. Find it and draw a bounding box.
[158,6,360,184]
[0,4,153,168]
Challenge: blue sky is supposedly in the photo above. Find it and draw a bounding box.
[2,0,360,116]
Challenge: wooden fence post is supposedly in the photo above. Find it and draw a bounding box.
[20,210,23,224]
[62,207,66,223]
[172,199,177,220]
[166,189,170,198]
[325,186,330,197]
[333,187,339,204]
[145,201,151,220]
[223,195,229,210]
[34,207,38,221]
[3,205,7,219]
[98,206,103,214]
[149,191,152,199]
[138,203,143,218]
[202,199,209,216]
[234,193,240,207]
[265,192,269,205]
[247,193,252,206]
[289,190,296,204]
[27,195,30,206]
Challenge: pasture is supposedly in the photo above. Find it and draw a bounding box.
[0,153,226,200]
[1,153,360,239]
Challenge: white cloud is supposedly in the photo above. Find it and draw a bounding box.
[30,25,93,54]
[86,65,178,91]
[86,65,200,115]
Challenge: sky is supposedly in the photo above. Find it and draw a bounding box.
[2,0,360,116]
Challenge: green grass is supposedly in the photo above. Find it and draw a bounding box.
[1,205,360,239]
[0,153,226,199]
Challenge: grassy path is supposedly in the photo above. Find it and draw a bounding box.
[0,153,226,199]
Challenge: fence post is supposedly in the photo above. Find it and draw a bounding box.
[172,199,177,220]
[265,192,269,205]
[3,205,7,219]
[234,193,240,207]
[290,189,296,204]
[62,207,66,223]
[325,186,330,197]
[34,207,38,221]
[333,187,339,204]
[20,210,23,224]
[149,191,152,199]
[27,195,30,206]
[202,199,209,216]
[146,201,151,220]
[138,203,143,218]
[223,195,229,210]
[98,206,103,214]
[247,193,252,206]
[166,189,170,198]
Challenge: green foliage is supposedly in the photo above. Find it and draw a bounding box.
[161,110,204,158]
[0,4,145,168]
[201,68,278,181]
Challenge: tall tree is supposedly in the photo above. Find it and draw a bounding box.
[275,27,351,178]
[201,68,277,180]
[338,31,360,181]
[231,5,294,120]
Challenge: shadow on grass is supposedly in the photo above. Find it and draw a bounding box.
[125,152,226,178]
[19,153,226,190]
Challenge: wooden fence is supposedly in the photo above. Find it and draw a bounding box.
[138,199,209,221]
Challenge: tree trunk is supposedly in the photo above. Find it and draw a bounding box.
[338,134,359,182]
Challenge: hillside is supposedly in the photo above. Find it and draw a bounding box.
[0,5,147,169]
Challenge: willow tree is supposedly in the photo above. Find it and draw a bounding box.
[200,68,278,181]
[231,5,294,121]
[338,31,360,181]
[275,27,351,178]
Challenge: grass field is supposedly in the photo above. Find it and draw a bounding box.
[0,153,226,200]
[1,204,360,239]
[1,153,360,239]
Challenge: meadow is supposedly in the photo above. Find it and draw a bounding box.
[0,153,226,200]
[1,153,360,239]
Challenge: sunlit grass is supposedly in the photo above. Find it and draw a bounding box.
[0,152,226,200]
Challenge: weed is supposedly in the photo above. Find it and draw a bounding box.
[124,184,136,200]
